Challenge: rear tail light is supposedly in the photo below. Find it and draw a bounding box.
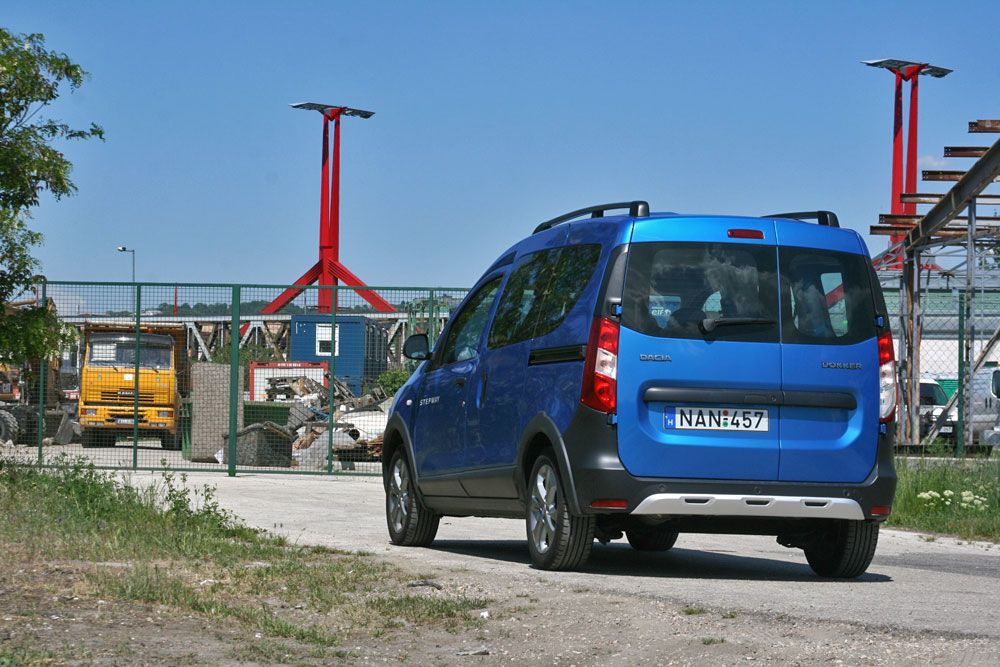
[581,317,619,413]
[870,505,892,517]
[878,329,896,423]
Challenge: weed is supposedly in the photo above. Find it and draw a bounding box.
[721,610,737,619]
[889,460,999,541]
[701,637,725,645]
[682,606,707,615]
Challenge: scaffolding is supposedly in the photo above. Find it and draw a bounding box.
[871,120,1000,454]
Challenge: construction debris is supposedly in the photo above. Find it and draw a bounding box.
[270,374,393,469]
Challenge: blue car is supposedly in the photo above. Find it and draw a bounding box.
[384,202,896,577]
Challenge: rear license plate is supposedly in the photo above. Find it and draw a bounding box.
[940,426,953,434]
[664,407,769,432]
[114,418,135,425]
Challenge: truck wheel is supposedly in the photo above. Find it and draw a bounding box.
[159,431,181,451]
[626,525,679,552]
[804,520,879,579]
[0,410,19,445]
[526,451,595,571]
[82,429,113,448]
[385,450,439,546]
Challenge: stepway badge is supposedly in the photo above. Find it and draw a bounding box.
[663,410,676,429]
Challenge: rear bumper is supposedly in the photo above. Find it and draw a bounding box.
[561,406,897,521]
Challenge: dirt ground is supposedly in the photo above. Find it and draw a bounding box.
[2,554,996,666]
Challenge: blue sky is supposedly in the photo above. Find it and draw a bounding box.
[8,1,1000,287]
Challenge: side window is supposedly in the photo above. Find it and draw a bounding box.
[437,277,502,366]
[531,245,602,339]
[780,248,876,346]
[487,249,559,348]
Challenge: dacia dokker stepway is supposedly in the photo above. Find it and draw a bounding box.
[383,202,896,577]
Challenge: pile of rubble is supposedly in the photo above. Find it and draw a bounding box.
[230,374,390,469]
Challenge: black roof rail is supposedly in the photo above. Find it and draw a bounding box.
[765,210,840,228]
[534,201,650,234]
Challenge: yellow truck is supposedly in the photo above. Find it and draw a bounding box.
[78,323,188,449]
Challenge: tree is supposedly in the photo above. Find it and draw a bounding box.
[0,28,103,364]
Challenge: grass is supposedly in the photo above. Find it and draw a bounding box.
[0,456,492,654]
[681,606,707,615]
[889,458,1000,541]
[701,637,725,646]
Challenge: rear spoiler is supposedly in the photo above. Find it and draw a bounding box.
[765,211,840,228]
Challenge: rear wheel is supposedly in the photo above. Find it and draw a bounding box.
[526,452,595,571]
[804,520,879,578]
[626,525,679,552]
[0,410,19,444]
[385,450,439,546]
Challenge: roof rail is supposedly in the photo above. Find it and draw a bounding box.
[534,201,650,234]
[765,210,840,228]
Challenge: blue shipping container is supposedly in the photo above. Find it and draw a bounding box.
[289,315,388,395]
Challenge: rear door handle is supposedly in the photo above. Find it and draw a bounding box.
[454,377,466,388]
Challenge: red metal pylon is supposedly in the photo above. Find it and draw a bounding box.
[260,103,395,316]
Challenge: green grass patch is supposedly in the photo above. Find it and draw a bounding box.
[889,459,999,541]
[681,606,706,615]
[0,457,494,654]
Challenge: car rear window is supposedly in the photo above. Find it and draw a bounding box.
[779,247,876,346]
[622,242,779,343]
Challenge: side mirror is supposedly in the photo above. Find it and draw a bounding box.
[403,333,431,361]
[992,370,1000,398]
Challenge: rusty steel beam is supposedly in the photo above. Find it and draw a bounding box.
[921,170,1000,182]
[899,192,1000,204]
[880,214,1000,224]
[969,120,1000,133]
[944,146,989,158]
[906,136,1000,250]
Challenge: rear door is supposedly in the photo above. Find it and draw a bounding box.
[616,218,782,481]
[775,223,880,483]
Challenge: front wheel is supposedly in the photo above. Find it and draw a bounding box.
[804,520,879,578]
[526,452,595,571]
[160,430,181,451]
[385,450,439,547]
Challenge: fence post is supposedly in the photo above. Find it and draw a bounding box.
[132,284,142,470]
[36,282,47,464]
[327,287,337,474]
[227,286,241,477]
[428,290,437,348]
[957,290,965,457]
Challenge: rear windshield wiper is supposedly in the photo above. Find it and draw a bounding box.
[700,317,776,333]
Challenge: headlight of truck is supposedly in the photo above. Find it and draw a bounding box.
[84,408,97,416]
[158,410,171,418]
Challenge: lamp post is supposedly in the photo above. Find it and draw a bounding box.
[116,246,135,283]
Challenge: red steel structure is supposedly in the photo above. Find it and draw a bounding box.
[260,103,395,315]
[863,60,951,267]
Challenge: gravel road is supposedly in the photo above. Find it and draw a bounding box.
[127,470,999,664]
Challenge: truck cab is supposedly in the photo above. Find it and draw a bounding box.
[78,324,187,449]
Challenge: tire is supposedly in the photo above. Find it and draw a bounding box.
[385,450,439,547]
[525,451,595,571]
[804,520,880,579]
[81,429,114,448]
[0,410,19,445]
[160,430,181,451]
[626,525,679,552]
